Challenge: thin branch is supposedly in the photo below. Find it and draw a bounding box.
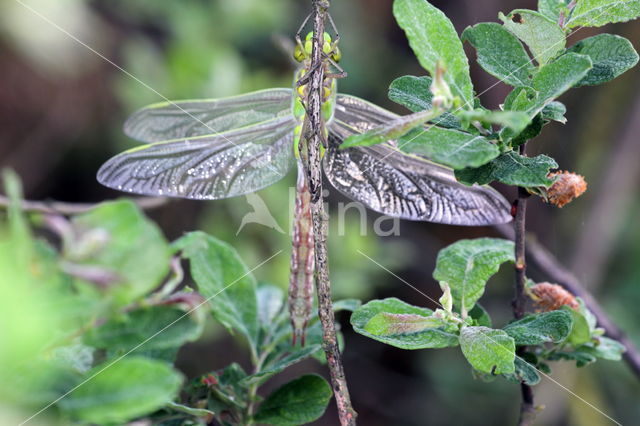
[0,195,169,215]
[302,1,356,424]
[496,224,640,379]
[513,145,535,426]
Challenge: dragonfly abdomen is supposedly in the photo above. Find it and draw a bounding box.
[288,161,315,346]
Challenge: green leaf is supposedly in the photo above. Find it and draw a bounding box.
[456,151,558,187]
[204,363,249,411]
[462,22,534,87]
[253,375,332,426]
[548,349,597,367]
[59,357,182,424]
[332,298,362,313]
[541,101,567,123]
[499,53,592,142]
[257,284,284,327]
[522,53,592,115]
[342,108,441,148]
[72,200,171,305]
[500,9,565,66]
[538,0,572,22]
[243,345,322,385]
[460,326,515,374]
[509,114,545,147]
[433,238,515,316]
[567,34,639,86]
[393,0,474,109]
[175,232,258,348]
[351,298,459,349]
[398,126,500,169]
[504,357,541,385]
[581,337,626,361]
[364,312,448,335]
[469,304,492,327]
[563,306,591,345]
[504,310,573,345]
[166,401,215,418]
[458,109,531,134]
[388,75,460,128]
[84,305,204,360]
[567,0,640,28]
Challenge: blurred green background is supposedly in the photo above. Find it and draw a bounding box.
[1,0,639,424]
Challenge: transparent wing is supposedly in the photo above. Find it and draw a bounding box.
[98,116,297,200]
[124,88,294,143]
[323,94,512,225]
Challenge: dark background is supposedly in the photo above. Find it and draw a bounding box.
[1,0,639,424]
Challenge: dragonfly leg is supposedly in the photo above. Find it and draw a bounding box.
[295,13,312,48]
[321,53,348,79]
[296,61,323,87]
[327,13,340,46]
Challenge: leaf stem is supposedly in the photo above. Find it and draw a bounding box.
[513,143,535,426]
[301,1,357,425]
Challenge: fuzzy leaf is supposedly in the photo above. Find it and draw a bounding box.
[332,299,362,313]
[351,298,459,349]
[504,357,541,385]
[508,115,545,147]
[174,232,258,348]
[581,337,626,361]
[364,312,448,335]
[462,23,534,87]
[567,0,640,28]
[243,345,322,385]
[59,357,182,424]
[500,9,565,66]
[460,326,516,374]
[72,201,170,305]
[398,127,500,169]
[388,75,460,128]
[500,53,592,141]
[541,101,567,123]
[563,306,591,345]
[458,109,531,134]
[257,284,284,327]
[433,238,514,315]
[524,53,592,115]
[84,305,204,361]
[456,151,558,187]
[504,310,573,345]
[567,34,639,86]
[538,0,572,22]
[393,0,474,109]
[469,304,492,327]
[342,108,441,148]
[253,375,332,426]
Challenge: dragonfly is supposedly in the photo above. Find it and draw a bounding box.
[97,31,512,345]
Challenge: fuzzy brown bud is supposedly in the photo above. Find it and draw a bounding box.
[529,282,579,312]
[545,171,587,208]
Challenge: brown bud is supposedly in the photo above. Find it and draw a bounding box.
[529,282,579,311]
[545,171,587,208]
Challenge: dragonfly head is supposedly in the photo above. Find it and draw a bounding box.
[294,32,341,63]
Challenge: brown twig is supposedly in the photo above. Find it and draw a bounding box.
[497,224,640,379]
[512,144,535,426]
[0,195,169,215]
[302,1,356,424]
